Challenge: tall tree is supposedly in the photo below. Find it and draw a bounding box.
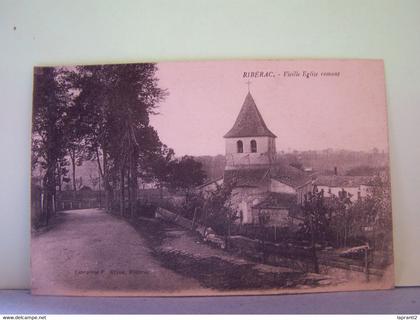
[328,191,353,247]
[201,181,238,249]
[72,63,167,215]
[301,186,330,273]
[139,128,175,200]
[350,173,393,253]
[166,156,207,195]
[32,67,71,225]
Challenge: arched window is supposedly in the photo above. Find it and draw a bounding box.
[250,140,257,153]
[237,140,243,153]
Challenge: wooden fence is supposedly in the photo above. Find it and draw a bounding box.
[57,199,102,210]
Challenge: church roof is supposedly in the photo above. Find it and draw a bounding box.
[223,167,269,188]
[224,92,277,138]
[269,163,312,188]
[223,162,312,189]
[252,193,297,209]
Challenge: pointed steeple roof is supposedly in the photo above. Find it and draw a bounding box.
[224,92,277,138]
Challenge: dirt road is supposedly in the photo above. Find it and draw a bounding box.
[31,209,203,296]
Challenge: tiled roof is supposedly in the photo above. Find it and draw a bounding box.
[223,163,312,189]
[253,192,297,209]
[223,168,269,187]
[224,92,276,138]
[269,163,312,188]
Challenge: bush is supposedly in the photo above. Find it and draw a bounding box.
[136,201,157,218]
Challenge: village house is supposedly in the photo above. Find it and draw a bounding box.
[313,174,374,202]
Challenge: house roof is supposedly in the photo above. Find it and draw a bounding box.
[223,162,312,189]
[223,167,269,187]
[224,92,277,138]
[269,163,312,188]
[315,175,375,188]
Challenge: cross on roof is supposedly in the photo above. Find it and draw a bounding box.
[245,80,251,92]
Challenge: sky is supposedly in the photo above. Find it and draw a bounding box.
[150,60,389,157]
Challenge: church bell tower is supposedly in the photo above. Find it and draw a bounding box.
[224,91,277,170]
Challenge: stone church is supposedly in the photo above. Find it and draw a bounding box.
[201,91,313,227]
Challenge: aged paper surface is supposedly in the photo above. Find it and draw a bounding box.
[31,59,393,296]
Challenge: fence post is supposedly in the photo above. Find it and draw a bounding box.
[192,207,198,229]
[364,244,369,282]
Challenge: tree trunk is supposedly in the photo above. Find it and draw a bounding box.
[130,152,138,218]
[120,166,125,216]
[128,152,136,218]
[225,212,231,250]
[42,175,49,226]
[311,217,320,273]
[56,162,62,192]
[128,162,133,218]
[99,147,113,213]
[70,148,77,199]
[98,173,102,208]
[192,207,198,229]
[344,221,348,247]
[44,161,56,226]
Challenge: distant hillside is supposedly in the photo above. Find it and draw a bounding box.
[61,149,389,190]
[281,149,388,175]
[193,149,389,181]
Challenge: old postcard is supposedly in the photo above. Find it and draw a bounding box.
[31,59,393,296]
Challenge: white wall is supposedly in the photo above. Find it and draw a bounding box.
[231,187,267,224]
[317,185,371,200]
[225,136,275,167]
[270,179,296,194]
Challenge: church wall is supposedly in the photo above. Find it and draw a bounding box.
[230,187,268,224]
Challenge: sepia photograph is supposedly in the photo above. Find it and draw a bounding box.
[30,59,393,296]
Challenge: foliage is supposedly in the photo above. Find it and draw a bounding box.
[201,182,239,236]
[179,192,206,221]
[166,156,207,193]
[32,67,74,224]
[354,173,393,252]
[174,181,238,237]
[300,186,331,244]
[31,63,170,223]
[323,172,392,254]
[327,191,358,247]
[69,64,168,216]
[300,186,332,273]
